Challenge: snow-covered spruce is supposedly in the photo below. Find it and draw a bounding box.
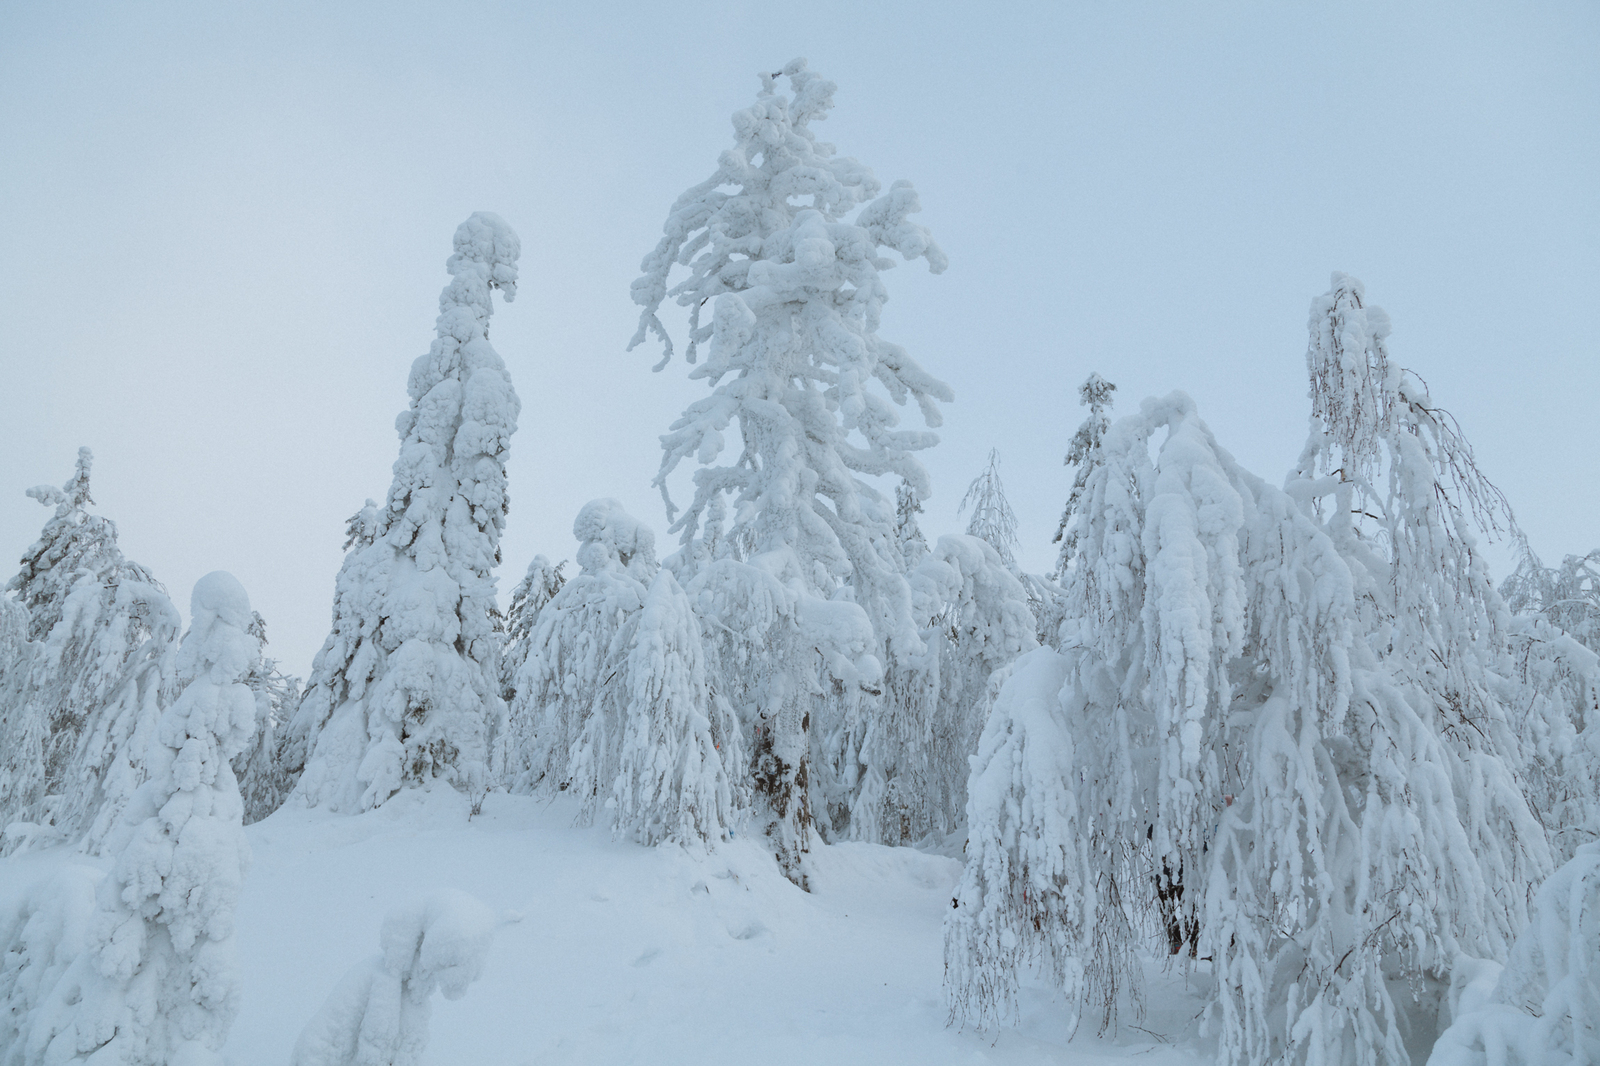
[505,499,653,818]
[288,214,520,813]
[630,59,949,880]
[894,480,929,572]
[1429,843,1600,1066]
[948,278,1551,1066]
[1051,372,1115,583]
[289,891,501,1066]
[0,572,256,1065]
[0,448,181,854]
[613,570,744,847]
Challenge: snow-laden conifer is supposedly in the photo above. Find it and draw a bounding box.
[499,554,565,705]
[505,499,654,821]
[894,481,929,572]
[630,59,949,879]
[613,570,744,846]
[948,277,1551,1066]
[290,215,520,813]
[0,450,180,853]
[288,891,501,1066]
[0,572,256,1065]
[1052,373,1115,581]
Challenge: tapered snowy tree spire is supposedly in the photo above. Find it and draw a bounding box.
[289,214,521,812]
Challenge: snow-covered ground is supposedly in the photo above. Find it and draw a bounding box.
[1,788,1212,1065]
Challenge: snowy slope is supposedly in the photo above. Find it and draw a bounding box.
[1,788,1211,1065]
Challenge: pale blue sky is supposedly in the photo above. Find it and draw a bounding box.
[2,1,1596,671]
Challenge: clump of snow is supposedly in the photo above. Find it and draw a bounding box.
[289,890,502,1066]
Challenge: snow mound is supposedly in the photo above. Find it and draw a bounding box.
[289,889,503,1066]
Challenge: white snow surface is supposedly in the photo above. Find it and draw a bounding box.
[0,787,1212,1065]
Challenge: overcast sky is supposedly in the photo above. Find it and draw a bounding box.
[2,1,1596,675]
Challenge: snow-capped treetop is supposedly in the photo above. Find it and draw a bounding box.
[958,449,1019,573]
[1305,273,1397,483]
[630,57,944,369]
[1053,373,1116,579]
[7,447,160,643]
[573,498,657,581]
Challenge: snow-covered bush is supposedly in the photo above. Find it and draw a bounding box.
[289,890,501,1066]
[947,276,1551,1066]
[630,59,949,879]
[505,499,653,820]
[1429,844,1600,1066]
[613,570,744,847]
[289,214,520,813]
[0,449,180,854]
[0,571,256,1065]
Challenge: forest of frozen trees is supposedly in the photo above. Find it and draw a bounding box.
[1,59,1596,1066]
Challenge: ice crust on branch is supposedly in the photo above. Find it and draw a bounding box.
[288,213,520,813]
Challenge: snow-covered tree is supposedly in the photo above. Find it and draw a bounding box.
[0,594,30,734]
[0,449,180,854]
[1501,547,1600,860]
[613,570,744,847]
[289,214,521,813]
[853,534,1036,846]
[233,611,304,825]
[288,891,501,1066]
[629,59,949,881]
[499,554,565,705]
[505,499,654,820]
[1052,372,1115,580]
[958,449,1019,573]
[948,277,1551,1066]
[0,571,256,1065]
[894,481,929,571]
